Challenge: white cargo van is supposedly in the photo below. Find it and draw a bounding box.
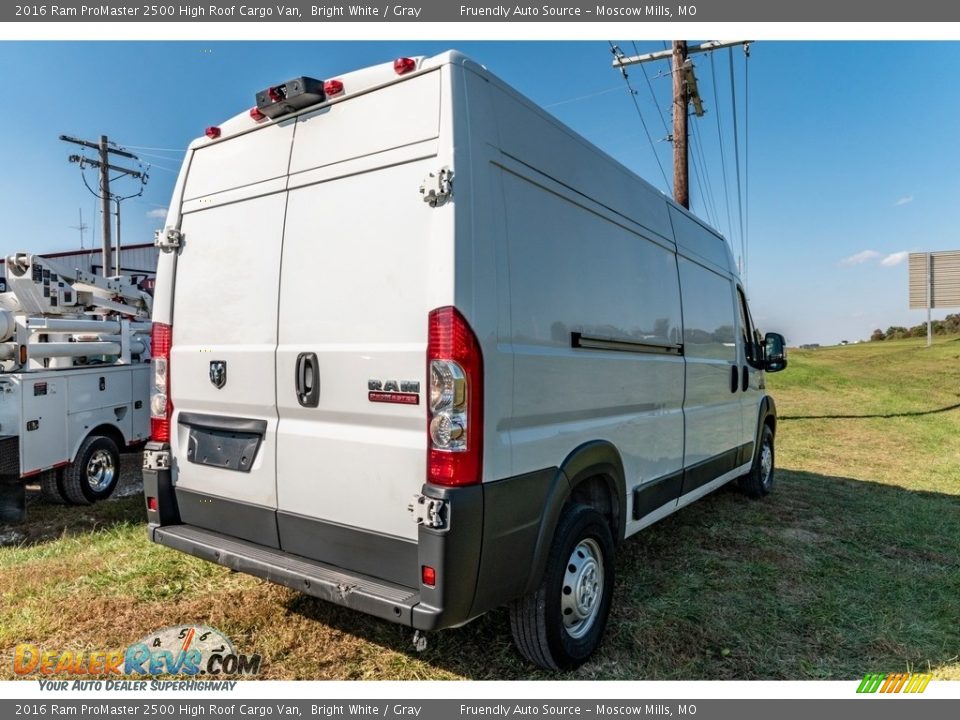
[144,51,787,670]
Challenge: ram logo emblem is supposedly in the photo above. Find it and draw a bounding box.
[209,361,227,389]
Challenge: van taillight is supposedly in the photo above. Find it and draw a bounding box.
[150,322,172,442]
[427,307,483,486]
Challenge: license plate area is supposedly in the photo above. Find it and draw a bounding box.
[180,413,267,473]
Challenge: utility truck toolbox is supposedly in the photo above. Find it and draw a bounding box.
[144,50,788,670]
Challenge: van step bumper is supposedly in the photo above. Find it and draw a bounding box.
[153,524,421,626]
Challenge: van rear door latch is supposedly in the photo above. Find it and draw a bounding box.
[408,494,448,529]
[419,167,453,207]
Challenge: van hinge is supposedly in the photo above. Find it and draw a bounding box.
[154,227,182,252]
[419,167,453,207]
[143,448,171,471]
[408,494,447,529]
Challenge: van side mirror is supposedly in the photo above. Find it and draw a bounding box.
[763,332,787,372]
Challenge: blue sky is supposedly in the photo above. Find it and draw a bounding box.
[0,40,957,345]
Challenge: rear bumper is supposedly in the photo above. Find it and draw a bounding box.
[152,523,423,626]
[143,441,564,632]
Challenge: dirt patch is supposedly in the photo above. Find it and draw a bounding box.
[781,528,826,544]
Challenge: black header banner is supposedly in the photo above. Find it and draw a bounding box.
[4,0,958,22]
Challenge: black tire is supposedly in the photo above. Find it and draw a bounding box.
[39,468,68,504]
[509,504,616,670]
[61,436,120,505]
[738,424,775,498]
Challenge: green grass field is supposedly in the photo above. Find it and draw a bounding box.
[2,336,958,680]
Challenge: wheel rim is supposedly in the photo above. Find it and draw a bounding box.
[560,538,604,640]
[86,449,115,493]
[760,439,773,488]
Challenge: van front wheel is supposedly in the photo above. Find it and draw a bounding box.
[509,504,615,670]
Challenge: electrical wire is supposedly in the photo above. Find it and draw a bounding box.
[690,118,720,227]
[144,162,180,174]
[633,42,670,136]
[543,86,625,108]
[118,144,185,153]
[744,47,751,292]
[687,129,714,227]
[609,42,670,192]
[710,53,734,243]
[132,149,186,163]
[728,47,746,272]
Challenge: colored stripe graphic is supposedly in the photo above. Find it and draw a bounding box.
[857,673,932,694]
[857,673,886,693]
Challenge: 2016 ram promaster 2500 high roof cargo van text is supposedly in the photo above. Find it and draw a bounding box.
[142,51,788,670]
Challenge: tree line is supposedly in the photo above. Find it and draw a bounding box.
[871,313,960,341]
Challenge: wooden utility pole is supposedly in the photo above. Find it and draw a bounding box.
[98,136,113,275]
[61,135,145,277]
[613,40,750,210]
[672,41,689,208]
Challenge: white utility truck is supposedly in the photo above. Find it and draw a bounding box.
[0,253,152,509]
[144,51,787,670]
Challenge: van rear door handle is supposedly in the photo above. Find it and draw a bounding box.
[730,365,739,394]
[295,352,320,407]
[741,365,749,392]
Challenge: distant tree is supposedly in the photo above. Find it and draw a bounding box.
[886,326,909,340]
[870,329,886,341]
[945,313,960,333]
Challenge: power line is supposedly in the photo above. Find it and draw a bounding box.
[120,144,185,153]
[132,149,187,163]
[633,41,670,136]
[144,162,180,174]
[728,47,746,271]
[609,42,670,192]
[690,118,720,227]
[543,85,624,108]
[709,53,734,243]
[744,47,751,292]
[687,128,714,227]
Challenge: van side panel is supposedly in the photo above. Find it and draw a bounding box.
[496,165,686,499]
[488,80,673,244]
[452,65,514,484]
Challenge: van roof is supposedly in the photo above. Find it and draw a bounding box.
[191,49,733,267]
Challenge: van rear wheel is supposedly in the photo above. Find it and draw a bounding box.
[738,424,775,498]
[61,436,120,505]
[509,504,615,670]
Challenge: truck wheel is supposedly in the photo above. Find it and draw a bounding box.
[738,424,775,498]
[39,468,67,504]
[61,436,120,505]
[509,504,615,670]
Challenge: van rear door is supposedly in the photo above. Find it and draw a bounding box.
[273,71,443,585]
[169,122,294,545]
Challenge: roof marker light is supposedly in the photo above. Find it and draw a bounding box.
[205,126,221,139]
[323,79,344,97]
[394,57,417,75]
[249,107,266,121]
